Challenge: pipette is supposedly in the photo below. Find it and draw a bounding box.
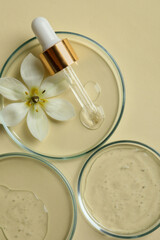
[32,17,104,129]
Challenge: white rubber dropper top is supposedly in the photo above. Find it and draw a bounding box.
[31,17,61,51]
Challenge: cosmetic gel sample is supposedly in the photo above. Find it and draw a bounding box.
[83,147,160,234]
[0,185,48,240]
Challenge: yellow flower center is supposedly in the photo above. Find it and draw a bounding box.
[25,87,47,107]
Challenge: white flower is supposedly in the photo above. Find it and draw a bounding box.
[0,53,75,141]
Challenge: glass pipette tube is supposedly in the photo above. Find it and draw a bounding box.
[32,17,104,129]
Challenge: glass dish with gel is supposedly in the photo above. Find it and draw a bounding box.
[78,141,160,238]
[0,153,77,240]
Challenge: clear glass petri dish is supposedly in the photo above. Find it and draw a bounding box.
[0,32,125,159]
[0,152,77,240]
[78,140,160,238]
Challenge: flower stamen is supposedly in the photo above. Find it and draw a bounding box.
[31,96,39,103]
[42,90,46,94]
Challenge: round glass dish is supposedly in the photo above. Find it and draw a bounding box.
[0,32,125,159]
[78,140,160,238]
[0,152,77,240]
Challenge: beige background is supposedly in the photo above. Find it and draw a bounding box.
[0,0,160,239]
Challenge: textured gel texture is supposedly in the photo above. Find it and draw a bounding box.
[83,147,160,234]
[0,185,48,240]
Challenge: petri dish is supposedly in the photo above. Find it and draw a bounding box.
[0,32,125,159]
[0,152,77,240]
[78,140,160,238]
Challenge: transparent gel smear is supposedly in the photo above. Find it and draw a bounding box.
[64,66,104,129]
[0,185,48,240]
[84,81,101,102]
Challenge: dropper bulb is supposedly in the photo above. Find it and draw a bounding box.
[31,17,61,51]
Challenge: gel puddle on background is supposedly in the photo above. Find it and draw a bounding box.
[0,185,48,240]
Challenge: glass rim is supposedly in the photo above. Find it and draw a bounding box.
[77,140,160,239]
[0,151,77,240]
[0,31,125,160]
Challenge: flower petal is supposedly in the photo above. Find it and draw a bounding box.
[27,105,48,141]
[20,53,44,89]
[0,102,29,126]
[0,77,29,101]
[40,71,69,98]
[44,98,75,121]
